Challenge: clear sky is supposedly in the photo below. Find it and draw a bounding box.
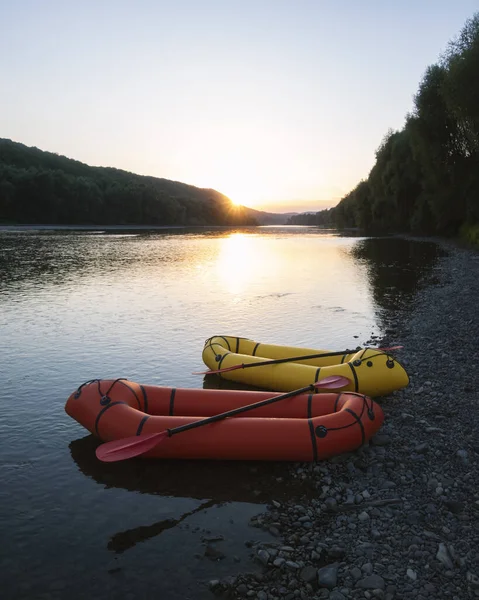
[1,1,477,213]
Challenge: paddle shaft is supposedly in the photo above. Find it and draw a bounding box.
[223,350,351,369]
[167,383,318,437]
[195,350,353,375]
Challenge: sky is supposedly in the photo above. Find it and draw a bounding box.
[1,1,477,213]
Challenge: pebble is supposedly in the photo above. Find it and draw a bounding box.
[437,543,454,570]
[317,564,338,589]
[407,568,417,581]
[257,549,270,565]
[325,497,338,511]
[350,567,362,580]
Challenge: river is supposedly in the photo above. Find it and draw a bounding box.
[0,226,444,599]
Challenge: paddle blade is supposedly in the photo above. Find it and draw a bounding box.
[314,375,351,389]
[96,431,169,463]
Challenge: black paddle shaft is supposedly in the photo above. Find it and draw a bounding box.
[168,383,317,436]
[224,348,359,370]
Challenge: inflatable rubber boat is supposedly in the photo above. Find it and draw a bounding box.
[201,336,409,397]
[65,378,384,461]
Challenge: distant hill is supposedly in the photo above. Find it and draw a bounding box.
[0,139,287,227]
[243,208,298,225]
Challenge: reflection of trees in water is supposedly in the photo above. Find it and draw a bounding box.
[0,232,126,287]
[107,498,218,554]
[350,237,446,316]
[0,230,193,288]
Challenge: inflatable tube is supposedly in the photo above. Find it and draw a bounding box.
[65,379,384,461]
[202,336,409,397]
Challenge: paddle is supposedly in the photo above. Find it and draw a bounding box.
[95,375,351,463]
[194,346,403,376]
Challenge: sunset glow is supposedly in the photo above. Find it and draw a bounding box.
[1,1,477,213]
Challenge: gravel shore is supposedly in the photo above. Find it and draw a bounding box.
[209,239,479,600]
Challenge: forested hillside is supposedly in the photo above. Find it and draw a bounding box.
[0,139,259,226]
[289,13,479,243]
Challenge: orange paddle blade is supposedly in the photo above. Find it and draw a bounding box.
[96,431,169,462]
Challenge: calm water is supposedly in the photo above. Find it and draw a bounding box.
[0,227,444,600]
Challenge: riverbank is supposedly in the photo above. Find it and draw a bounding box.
[210,239,479,600]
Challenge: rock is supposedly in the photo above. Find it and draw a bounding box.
[406,568,417,581]
[362,563,373,574]
[356,575,386,590]
[257,549,270,566]
[436,543,454,570]
[317,564,339,589]
[467,572,479,590]
[325,497,338,511]
[350,567,362,580]
[329,592,346,600]
[237,583,248,596]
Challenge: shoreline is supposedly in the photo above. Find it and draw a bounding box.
[211,238,479,600]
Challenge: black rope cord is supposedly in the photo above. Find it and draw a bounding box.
[73,379,102,398]
[351,351,395,366]
[206,337,232,352]
[308,392,375,462]
[73,378,149,413]
[73,378,128,402]
[316,392,376,438]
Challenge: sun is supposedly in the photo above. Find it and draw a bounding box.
[227,190,259,209]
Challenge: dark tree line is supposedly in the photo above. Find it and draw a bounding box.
[0,139,258,227]
[286,209,335,226]
[289,13,479,244]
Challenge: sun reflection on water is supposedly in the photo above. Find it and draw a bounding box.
[215,233,277,295]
